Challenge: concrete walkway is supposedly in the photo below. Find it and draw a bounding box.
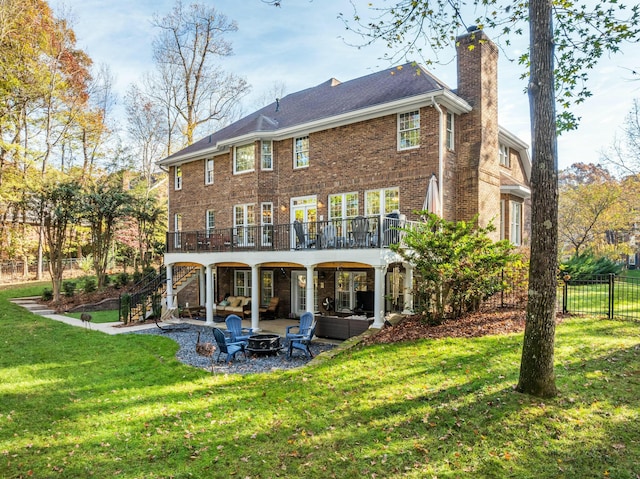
[9,297,341,344]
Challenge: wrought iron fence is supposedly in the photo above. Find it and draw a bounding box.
[0,259,81,283]
[561,274,640,321]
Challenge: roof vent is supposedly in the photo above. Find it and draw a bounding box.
[467,25,480,33]
[275,98,280,112]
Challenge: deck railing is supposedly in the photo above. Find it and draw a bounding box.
[166,216,417,254]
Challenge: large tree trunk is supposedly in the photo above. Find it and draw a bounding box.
[516,0,559,397]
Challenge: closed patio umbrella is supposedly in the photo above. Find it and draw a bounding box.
[423,173,441,217]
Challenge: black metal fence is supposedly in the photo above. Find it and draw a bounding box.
[561,274,640,321]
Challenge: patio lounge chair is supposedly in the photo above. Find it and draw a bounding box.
[322,223,337,248]
[212,327,246,363]
[225,314,254,343]
[286,311,315,358]
[259,297,280,320]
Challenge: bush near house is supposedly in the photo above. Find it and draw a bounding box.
[560,251,623,281]
[393,213,520,324]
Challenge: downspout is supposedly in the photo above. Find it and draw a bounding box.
[431,98,445,211]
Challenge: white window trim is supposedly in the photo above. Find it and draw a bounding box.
[261,202,273,246]
[206,210,215,235]
[397,110,420,151]
[293,136,309,169]
[174,166,182,190]
[234,270,252,297]
[174,213,182,248]
[365,187,400,217]
[446,112,455,151]
[234,143,256,174]
[500,200,505,240]
[205,158,214,185]
[499,144,510,167]
[261,270,274,306]
[510,201,522,246]
[261,140,273,171]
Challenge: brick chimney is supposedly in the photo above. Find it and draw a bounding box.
[454,28,501,235]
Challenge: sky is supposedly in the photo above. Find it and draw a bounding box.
[50,0,640,170]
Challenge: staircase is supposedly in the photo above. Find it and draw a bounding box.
[119,266,199,324]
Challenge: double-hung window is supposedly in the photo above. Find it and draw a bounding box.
[510,201,522,246]
[365,187,400,217]
[398,110,420,150]
[206,210,215,235]
[499,144,510,167]
[205,158,214,185]
[261,140,273,170]
[174,213,182,248]
[294,136,309,168]
[174,166,182,190]
[234,144,255,174]
[446,112,455,151]
[234,270,252,297]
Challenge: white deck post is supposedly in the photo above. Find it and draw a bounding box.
[373,265,387,328]
[402,264,414,314]
[205,264,214,325]
[306,265,315,314]
[166,264,174,308]
[251,265,260,331]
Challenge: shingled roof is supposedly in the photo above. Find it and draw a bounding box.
[159,62,462,164]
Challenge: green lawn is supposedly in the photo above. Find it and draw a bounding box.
[1,283,639,478]
[562,274,640,319]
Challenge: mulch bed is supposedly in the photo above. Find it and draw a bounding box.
[363,308,563,345]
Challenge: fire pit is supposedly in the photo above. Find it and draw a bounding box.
[246,334,282,355]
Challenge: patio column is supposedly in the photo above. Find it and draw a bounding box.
[402,264,414,314]
[306,265,315,314]
[199,267,206,306]
[205,264,214,325]
[166,264,174,309]
[251,265,260,332]
[373,264,387,328]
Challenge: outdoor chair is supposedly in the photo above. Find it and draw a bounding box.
[293,220,315,249]
[322,223,337,248]
[212,327,246,363]
[225,314,254,343]
[286,311,314,358]
[287,320,317,359]
[259,297,280,320]
[351,216,371,247]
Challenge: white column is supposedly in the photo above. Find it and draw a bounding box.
[205,264,214,325]
[402,264,414,314]
[251,265,260,331]
[306,265,315,314]
[166,264,174,308]
[373,265,387,328]
[199,267,206,306]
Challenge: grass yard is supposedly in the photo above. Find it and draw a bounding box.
[1,283,639,478]
[562,274,640,319]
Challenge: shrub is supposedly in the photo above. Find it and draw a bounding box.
[142,265,156,278]
[63,281,77,297]
[116,272,129,288]
[132,271,143,284]
[41,288,53,302]
[393,213,520,324]
[119,293,131,323]
[83,277,97,294]
[560,251,622,281]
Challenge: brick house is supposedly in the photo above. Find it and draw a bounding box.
[157,30,531,331]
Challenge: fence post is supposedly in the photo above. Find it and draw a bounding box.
[608,273,615,319]
[562,278,568,314]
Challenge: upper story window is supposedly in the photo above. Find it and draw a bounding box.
[366,187,400,216]
[398,110,420,150]
[261,140,273,170]
[329,192,359,220]
[206,210,215,234]
[174,166,182,190]
[234,144,255,174]
[446,112,455,151]
[205,158,214,185]
[499,144,510,167]
[294,136,309,169]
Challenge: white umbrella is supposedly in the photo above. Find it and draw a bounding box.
[423,173,441,216]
